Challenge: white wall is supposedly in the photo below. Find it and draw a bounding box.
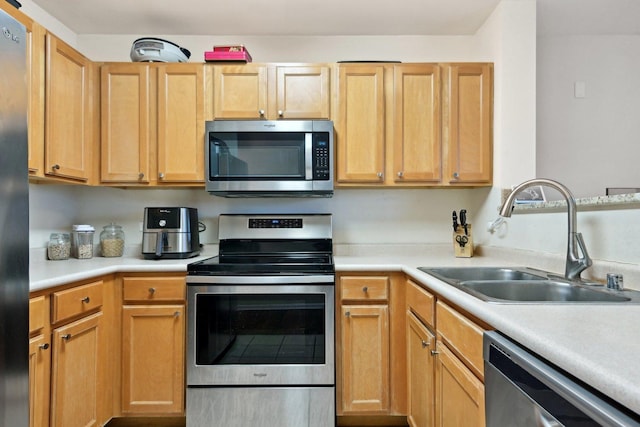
[28,184,489,249]
[40,1,640,275]
[29,1,538,253]
[537,34,640,199]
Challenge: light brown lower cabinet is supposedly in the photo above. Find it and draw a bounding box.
[434,341,485,426]
[29,273,187,426]
[340,304,390,413]
[29,295,51,427]
[121,305,185,414]
[406,311,436,427]
[120,274,186,416]
[50,311,105,427]
[434,300,487,427]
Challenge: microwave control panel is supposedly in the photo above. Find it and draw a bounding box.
[312,133,331,180]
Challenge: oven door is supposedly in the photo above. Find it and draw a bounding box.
[187,275,335,387]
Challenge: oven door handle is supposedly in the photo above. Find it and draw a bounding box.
[186,275,334,285]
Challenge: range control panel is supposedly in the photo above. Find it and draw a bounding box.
[248,218,303,229]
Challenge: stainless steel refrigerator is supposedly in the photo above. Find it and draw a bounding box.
[0,7,29,427]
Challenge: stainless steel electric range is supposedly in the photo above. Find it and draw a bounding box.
[186,214,335,427]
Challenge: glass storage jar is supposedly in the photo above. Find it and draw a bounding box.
[100,223,125,257]
[71,224,95,259]
[47,233,70,260]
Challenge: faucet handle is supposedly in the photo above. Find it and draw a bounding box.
[575,232,592,268]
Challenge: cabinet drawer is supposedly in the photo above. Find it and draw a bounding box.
[123,276,185,302]
[436,301,485,379]
[52,280,104,324]
[29,295,46,334]
[340,275,389,301]
[406,279,435,329]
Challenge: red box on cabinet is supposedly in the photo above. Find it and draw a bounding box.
[204,45,252,62]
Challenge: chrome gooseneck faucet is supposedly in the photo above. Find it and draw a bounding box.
[499,178,592,280]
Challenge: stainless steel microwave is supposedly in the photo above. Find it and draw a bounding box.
[205,120,334,197]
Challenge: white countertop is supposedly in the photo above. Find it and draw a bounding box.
[30,243,640,417]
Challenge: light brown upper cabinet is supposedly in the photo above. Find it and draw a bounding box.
[44,34,96,183]
[336,62,492,188]
[210,64,331,120]
[335,64,386,183]
[393,64,442,184]
[44,33,97,183]
[336,63,442,186]
[443,63,493,186]
[26,21,46,178]
[101,63,205,185]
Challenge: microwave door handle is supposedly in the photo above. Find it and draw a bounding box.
[305,133,313,180]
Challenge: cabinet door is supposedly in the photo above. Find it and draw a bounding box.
[51,312,103,427]
[393,64,442,184]
[157,64,205,183]
[26,21,46,177]
[45,34,93,182]
[29,334,51,427]
[121,305,185,414]
[340,304,389,413]
[100,63,151,183]
[407,312,435,427]
[336,65,386,183]
[444,63,493,185]
[434,342,485,427]
[273,65,330,119]
[213,65,267,119]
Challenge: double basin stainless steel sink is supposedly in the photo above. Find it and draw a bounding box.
[418,266,640,304]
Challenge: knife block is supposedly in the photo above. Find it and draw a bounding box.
[453,225,473,258]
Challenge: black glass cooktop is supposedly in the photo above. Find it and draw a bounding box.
[187,254,334,275]
[187,238,334,276]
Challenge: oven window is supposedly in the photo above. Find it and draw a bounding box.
[210,132,306,179]
[195,293,326,365]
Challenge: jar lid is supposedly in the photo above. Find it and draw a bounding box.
[50,232,69,238]
[72,224,95,232]
[103,222,122,229]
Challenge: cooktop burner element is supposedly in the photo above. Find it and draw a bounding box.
[187,214,334,277]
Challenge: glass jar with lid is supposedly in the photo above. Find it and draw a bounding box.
[71,224,95,259]
[100,223,125,257]
[47,233,70,260]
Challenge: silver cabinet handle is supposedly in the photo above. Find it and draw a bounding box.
[158,172,165,179]
[149,287,156,295]
[421,340,428,348]
[51,164,60,171]
[259,109,265,117]
[39,343,50,350]
[81,296,90,303]
[62,334,71,341]
[377,172,383,179]
[397,171,403,178]
[362,286,368,293]
[430,349,439,356]
[174,311,181,317]
[345,311,351,317]
[138,172,144,180]
[278,110,283,117]
[452,172,460,179]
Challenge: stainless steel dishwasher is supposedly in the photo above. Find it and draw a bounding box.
[483,331,640,426]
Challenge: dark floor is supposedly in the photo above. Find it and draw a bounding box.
[106,417,185,427]
[105,418,407,427]
[105,416,408,427]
